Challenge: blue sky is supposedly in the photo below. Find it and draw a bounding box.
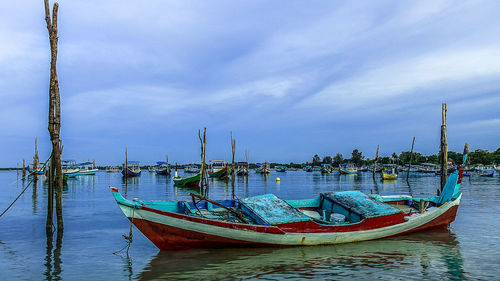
[1,0,499,166]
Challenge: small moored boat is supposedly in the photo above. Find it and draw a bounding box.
[122,161,141,177]
[110,145,469,251]
[173,173,201,188]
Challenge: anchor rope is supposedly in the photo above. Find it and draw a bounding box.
[0,154,52,218]
[113,208,135,255]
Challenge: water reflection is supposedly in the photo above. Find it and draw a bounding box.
[135,230,465,280]
[44,232,63,281]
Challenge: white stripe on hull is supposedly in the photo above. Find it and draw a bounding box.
[119,194,460,246]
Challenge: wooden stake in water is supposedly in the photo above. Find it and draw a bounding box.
[406,136,415,183]
[372,145,379,180]
[33,138,40,181]
[440,103,448,192]
[198,128,208,195]
[230,131,236,176]
[44,0,64,234]
[22,158,26,179]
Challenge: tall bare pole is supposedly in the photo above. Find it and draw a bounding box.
[22,158,26,179]
[406,136,415,182]
[198,128,208,195]
[33,138,40,181]
[230,132,236,175]
[166,154,169,172]
[44,0,63,234]
[372,145,379,180]
[440,103,448,192]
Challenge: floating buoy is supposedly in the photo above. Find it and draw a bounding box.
[276,177,280,182]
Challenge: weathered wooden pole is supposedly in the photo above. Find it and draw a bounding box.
[198,128,208,195]
[92,158,95,169]
[230,132,236,175]
[33,138,40,181]
[44,0,63,234]
[406,136,415,182]
[22,158,26,179]
[17,162,19,177]
[372,145,379,180]
[440,103,448,192]
[166,155,169,172]
[245,150,249,174]
[125,147,128,176]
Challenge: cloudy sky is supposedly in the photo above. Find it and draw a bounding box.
[1,0,499,166]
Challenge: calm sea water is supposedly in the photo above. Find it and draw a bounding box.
[0,170,499,280]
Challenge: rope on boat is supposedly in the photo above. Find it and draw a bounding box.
[113,208,134,256]
[0,155,51,218]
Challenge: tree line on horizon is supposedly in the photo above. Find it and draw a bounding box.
[303,147,500,168]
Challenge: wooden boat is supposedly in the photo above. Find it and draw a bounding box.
[155,162,171,176]
[184,164,200,174]
[77,162,98,176]
[173,173,201,188]
[105,166,120,173]
[479,170,494,177]
[122,161,141,177]
[320,164,332,174]
[110,148,468,251]
[208,161,230,179]
[339,163,358,175]
[255,163,271,174]
[381,171,398,181]
[275,166,287,173]
[62,160,80,178]
[304,166,313,172]
[110,170,464,250]
[28,164,45,175]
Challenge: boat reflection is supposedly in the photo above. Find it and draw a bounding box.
[135,230,465,280]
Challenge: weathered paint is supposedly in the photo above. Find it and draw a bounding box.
[111,187,462,250]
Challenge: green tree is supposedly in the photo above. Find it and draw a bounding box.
[312,154,321,166]
[332,153,344,166]
[322,156,332,164]
[351,149,364,167]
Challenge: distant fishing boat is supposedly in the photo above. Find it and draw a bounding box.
[77,161,98,176]
[105,166,120,173]
[381,166,398,181]
[28,164,45,175]
[173,173,201,188]
[208,160,230,179]
[255,163,271,174]
[275,166,287,173]
[236,162,249,176]
[184,164,200,174]
[110,146,468,250]
[479,170,494,177]
[155,162,171,176]
[122,161,141,177]
[209,165,230,179]
[320,164,332,174]
[62,160,79,178]
[304,165,313,172]
[418,163,438,174]
[339,163,357,175]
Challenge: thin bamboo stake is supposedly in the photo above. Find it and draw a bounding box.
[440,103,448,192]
[22,158,26,179]
[406,136,415,182]
[372,145,379,180]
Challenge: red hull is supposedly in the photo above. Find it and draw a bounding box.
[128,204,459,251]
[130,218,277,250]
